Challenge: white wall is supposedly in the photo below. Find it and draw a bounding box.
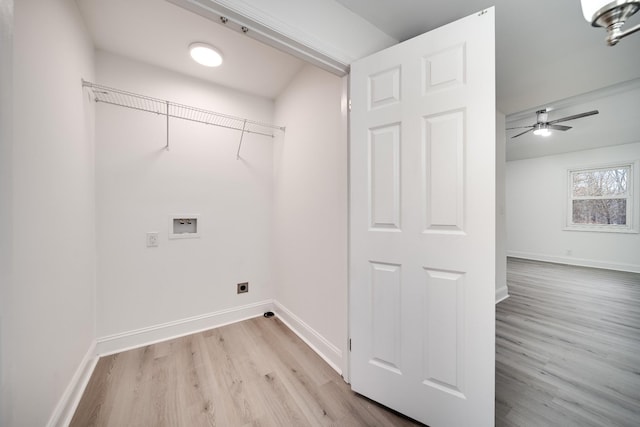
[8,0,96,425]
[0,1,14,425]
[496,111,508,302]
[507,142,640,272]
[95,52,276,349]
[273,65,348,374]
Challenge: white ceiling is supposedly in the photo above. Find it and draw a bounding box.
[77,0,640,159]
[76,0,304,99]
[506,79,640,161]
[334,0,640,115]
[328,0,640,160]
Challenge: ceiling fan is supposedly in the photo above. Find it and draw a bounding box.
[508,109,599,139]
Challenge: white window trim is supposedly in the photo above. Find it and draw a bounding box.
[564,160,639,234]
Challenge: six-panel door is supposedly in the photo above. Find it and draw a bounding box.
[349,8,496,427]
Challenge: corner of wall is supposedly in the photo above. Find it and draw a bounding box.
[496,111,508,301]
[495,286,509,304]
[273,301,343,375]
[272,64,349,379]
[506,142,640,272]
[96,300,275,356]
[12,0,97,424]
[46,342,98,427]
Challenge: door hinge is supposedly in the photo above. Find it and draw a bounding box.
[348,99,352,112]
[349,338,352,351]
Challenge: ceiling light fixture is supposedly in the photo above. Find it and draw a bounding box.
[189,42,223,67]
[581,0,640,45]
[533,123,551,137]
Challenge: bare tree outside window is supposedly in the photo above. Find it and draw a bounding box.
[567,164,635,232]
[572,199,626,224]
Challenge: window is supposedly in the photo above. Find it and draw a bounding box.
[566,162,637,233]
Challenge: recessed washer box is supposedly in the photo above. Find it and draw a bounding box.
[169,215,200,239]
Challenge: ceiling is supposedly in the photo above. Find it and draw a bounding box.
[506,79,640,161]
[335,0,640,115]
[77,0,640,158]
[76,0,304,99]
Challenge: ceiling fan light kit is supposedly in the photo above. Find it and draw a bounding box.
[581,0,640,45]
[533,123,551,137]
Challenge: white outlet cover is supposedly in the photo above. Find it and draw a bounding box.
[146,232,159,247]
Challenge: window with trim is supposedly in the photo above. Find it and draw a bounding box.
[566,162,637,233]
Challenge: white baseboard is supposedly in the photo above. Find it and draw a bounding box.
[47,341,98,427]
[507,251,640,273]
[48,301,342,425]
[97,300,274,356]
[273,300,343,376]
[495,286,510,304]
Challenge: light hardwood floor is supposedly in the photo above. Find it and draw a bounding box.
[73,258,640,426]
[496,258,640,427]
[71,317,422,426]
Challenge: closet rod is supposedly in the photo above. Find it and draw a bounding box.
[82,80,285,141]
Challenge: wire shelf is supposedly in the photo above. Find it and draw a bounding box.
[82,80,285,141]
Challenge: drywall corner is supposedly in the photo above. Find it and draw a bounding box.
[96,300,274,356]
[273,64,349,376]
[46,342,98,427]
[274,300,343,375]
[496,110,508,302]
[11,0,97,424]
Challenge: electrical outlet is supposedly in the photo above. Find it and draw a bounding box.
[146,232,159,247]
[237,282,249,294]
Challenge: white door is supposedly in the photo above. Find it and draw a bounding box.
[349,8,496,427]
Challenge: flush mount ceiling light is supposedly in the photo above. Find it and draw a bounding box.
[581,0,640,45]
[189,42,223,67]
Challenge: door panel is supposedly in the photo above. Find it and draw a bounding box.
[370,262,402,373]
[422,268,465,398]
[349,8,495,427]
[369,124,401,230]
[423,110,465,232]
[369,67,401,109]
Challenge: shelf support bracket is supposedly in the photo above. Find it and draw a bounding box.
[165,101,170,151]
[236,119,247,160]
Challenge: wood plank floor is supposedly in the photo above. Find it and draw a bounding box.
[73,258,640,426]
[71,317,422,426]
[496,258,640,427]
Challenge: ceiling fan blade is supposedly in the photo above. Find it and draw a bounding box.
[548,110,599,124]
[506,125,534,130]
[511,128,533,139]
[548,124,572,131]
